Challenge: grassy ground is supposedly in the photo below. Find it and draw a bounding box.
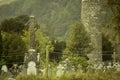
[15,71,120,80]
[0,71,120,80]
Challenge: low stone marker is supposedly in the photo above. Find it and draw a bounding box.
[56,64,65,77]
[1,65,8,72]
[27,61,37,75]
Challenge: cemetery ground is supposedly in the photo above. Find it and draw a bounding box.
[0,63,120,80]
[0,70,120,80]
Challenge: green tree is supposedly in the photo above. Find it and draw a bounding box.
[0,18,25,34]
[105,0,120,61]
[63,22,91,69]
[0,15,29,35]
[0,15,29,66]
[2,32,26,66]
[65,22,91,56]
[102,34,114,61]
[50,40,66,62]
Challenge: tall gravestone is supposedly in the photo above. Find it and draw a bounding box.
[81,0,106,63]
[24,16,40,75]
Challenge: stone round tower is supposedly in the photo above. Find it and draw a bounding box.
[81,0,106,63]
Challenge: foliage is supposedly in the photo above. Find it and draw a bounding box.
[62,22,91,70]
[65,22,91,56]
[102,34,114,61]
[68,56,88,71]
[50,40,66,63]
[0,18,25,34]
[35,29,54,68]
[0,15,29,35]
[0,59,6,68]
[104,0,120,61]
[2,32,26,66]
[0,15,29,66]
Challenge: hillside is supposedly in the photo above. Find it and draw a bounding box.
[0,0,81,39]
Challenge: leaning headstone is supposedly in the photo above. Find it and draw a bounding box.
[27,61,37,75]
[56,64,64,77]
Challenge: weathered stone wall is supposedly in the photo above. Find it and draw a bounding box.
[81,0,106,63]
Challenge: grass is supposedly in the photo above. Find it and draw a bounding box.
[0,71,120,80]
[15,71,120,80]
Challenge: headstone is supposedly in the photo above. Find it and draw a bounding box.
[9,64,19,76]
[56,64,64,77]
[1,65,8,72]
[107,62,112,70]
[8,78,15,80]
[27,61,37,75]
[116,63,120,72]
[1,65,13,78]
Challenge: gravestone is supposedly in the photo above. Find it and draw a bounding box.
[107,62,112,70]
[1,65,8,72]
[1,65,13,79]
[9,64,19,76]
[56,64,65,77]
[27,61,37,75]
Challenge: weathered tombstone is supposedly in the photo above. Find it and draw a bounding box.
[56,64,64,77]
[107,62,112,70]
[27,61,37,75]
[116,63,120,72]
[9,64,19,76]
[1,65,13,79]
[1,65,8,72]
[8,78,15,80]
[63,58,72,73]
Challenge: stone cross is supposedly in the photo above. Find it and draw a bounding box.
[24,16,40,74]
[29,16,38,49]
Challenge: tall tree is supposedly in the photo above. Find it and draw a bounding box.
[2,32,26,66]
[105,0,120,61]
[0,16,29,66]
[102,35,113,61]
[65,22,91,56]
[63,22,91,69]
